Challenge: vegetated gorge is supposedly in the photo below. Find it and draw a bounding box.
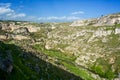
[0,12,120,80]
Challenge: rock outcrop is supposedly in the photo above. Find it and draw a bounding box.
[0,21,41,40]
[0,21,41,32]
[13,27,29,35]
[25,26,40,32]
[70,18,97,26]
[0,12,120,79]
[70,13,120,26]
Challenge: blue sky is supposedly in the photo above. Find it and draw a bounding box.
[0,0,120,22]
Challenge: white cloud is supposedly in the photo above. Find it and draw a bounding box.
[0,3,26,20]
[0,7,14,14]
[66,16,80,20]
[0,3,14,15]
[46,16,66,20]
[38,16,80,21]
[6,13,26,19]
[11,13,26,18]
[71,11,84,15]
[6,13,12,16]
[0,3,81,22]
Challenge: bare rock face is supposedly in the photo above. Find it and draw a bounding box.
[0,35,7,40]
[0,22,19,31]
[70,13,120,26]
[0,21,41,33]
[94,14,120,26]
[70,18,97,26]
[25,26,41,32]
[0,23,11,31]
[13,27,29,35]
[0,22,35,40]
[12,35,30,40]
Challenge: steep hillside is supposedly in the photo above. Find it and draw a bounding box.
[0,13,120,80]
[0,41,82,80]
[70,13,120,26]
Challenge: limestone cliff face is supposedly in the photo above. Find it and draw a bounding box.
[0,21,41,40]
[70,13,120,26]
[70,18,97,26]
[0,22,40,32]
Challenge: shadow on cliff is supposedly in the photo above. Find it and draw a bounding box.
[0,41,82,80]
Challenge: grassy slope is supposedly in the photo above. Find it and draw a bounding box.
[0,41,82,80]
[32,24,120,79]
[33,44,95,80]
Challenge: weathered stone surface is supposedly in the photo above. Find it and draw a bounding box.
[25,26,40,32]
[70,13,120,26]
[0,35,6,40]
[70,18,97,26]
[12,35,30,40]
[13,27,29,35]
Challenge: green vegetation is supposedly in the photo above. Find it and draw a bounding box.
[0,19,120,80]
[115,24,120,28]
[0,41,39,80]
[62,62,95,80]
[91,62,114,79]
[0,30,6,35]
[33,44,96,80]
[30,29,47,39]
[33,44,76,62]
[0,41,82,80]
